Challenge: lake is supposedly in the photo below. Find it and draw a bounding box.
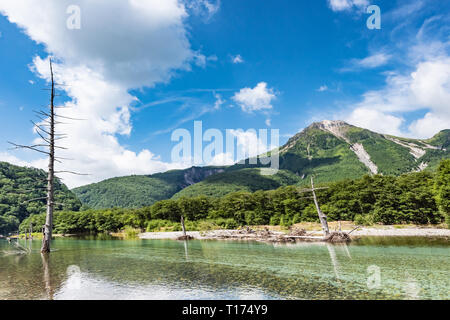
[0,237,448,300]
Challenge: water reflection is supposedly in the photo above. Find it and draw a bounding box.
[326,244,341,281]
[183,240,189,261]
[0,237,448,300]
[41,253,54,300]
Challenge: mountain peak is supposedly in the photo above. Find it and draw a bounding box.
[311,120,351,130]
[309,120,353,143]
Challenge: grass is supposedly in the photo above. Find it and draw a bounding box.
[110,226,142,239]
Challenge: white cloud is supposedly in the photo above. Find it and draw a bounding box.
[208,152,235,166]
[0,0,206,188]
[194,53,218,68]
[232,82,277,113]
[204,129,278,166]
[346,108,405,136]
[327,0,368,12]
[0,152,47,169]
[232,54,244,64]
[351,53,392,69]
[317,85,329,92]
[213,93,225,110]
[341,53,392,72]
[185,0,220,21]
[345,57,450,138]
[231,129,277,160]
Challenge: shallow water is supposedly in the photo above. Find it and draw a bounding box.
[0,237,448,300]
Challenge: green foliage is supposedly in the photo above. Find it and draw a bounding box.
[19,162,447,234]
[123,226,140,239]
[173,168,304,199]
[434,159,450,227]
[73,166,225,209]
[72,125,449,208]
[20,207,151,235]
[0,162,81,234]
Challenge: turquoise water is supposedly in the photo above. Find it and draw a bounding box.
[0,237,448,300]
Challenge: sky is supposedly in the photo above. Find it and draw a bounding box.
[0,0,449,188]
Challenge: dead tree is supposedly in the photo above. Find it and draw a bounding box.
[9,59,86,253]
[310,177,330,236]
[177,215,193,240]
[296,177,330,237]
[41,59,56,253]
[181,215,187,237]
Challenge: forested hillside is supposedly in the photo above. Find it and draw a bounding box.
[71,121,449,208]
[20,161,450,235]
[72,166,225,209]
[172,168,304,199]
[0,162,81,234]
[172,121,449,199]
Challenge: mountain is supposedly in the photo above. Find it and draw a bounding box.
[172,168,304,199]
[172,121,449,198]
[73,121,449,208]
[0,161,81,234]
[72,166,226,209]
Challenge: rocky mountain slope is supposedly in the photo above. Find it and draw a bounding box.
[172,121,449,198]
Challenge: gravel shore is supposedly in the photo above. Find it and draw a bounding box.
[350,227,450,237]
[139,226,450,241]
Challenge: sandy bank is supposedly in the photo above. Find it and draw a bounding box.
[139,226,450,241]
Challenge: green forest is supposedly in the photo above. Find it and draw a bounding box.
[71,126,450,209]
[18,160,450,235]
[0,162,81,234]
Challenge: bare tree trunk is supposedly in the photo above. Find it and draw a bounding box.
[311,177,330,237]
[41,60,55,254]
[181,215,187,237]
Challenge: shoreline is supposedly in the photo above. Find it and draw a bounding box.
[139,226,450,241]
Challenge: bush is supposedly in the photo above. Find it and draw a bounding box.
[123,226,140,239]
[354,214,374,226]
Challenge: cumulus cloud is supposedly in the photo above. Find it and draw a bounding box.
[0,152,47,169]
[346,108,405,136]
[327,0,368,12]
[345,57,450,138]
[208,129,278,166]
[0,0,207,187]
[232,82,277,113]
[339,12,450,139]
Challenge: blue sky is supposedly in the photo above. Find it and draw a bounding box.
[0,0,449,187]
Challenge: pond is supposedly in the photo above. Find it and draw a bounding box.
[0,237,448,300]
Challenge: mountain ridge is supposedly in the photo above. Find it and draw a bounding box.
[72,120,449,208]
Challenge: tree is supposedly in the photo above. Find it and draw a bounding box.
[41,59,56,253]
[435,159,450,227]
[9,59,85,252]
